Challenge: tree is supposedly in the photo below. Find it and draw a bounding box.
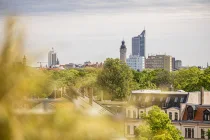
[152,69,171,89]
[173,67,203,92]
[135,106,184,140]
[132,69,157,90]
[97,58,134,100]
[206,129,210,140]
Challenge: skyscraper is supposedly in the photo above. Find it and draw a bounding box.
[48,48,57,68]
[120,40,127,63]
[175,60,182,70]
[132,30,146,57]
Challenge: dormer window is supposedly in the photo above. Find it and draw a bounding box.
[133,96,136,101]
[166,97,170,103]
[187,106,194,120]
[203,109,210,121]
[145,96,149,102]
[180,97,184,103]
[174,97,178,103]
[152,97,155,102]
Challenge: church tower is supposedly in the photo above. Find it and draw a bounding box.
[120,40,127,63]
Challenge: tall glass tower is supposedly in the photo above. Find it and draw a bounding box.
[132,30,146,57]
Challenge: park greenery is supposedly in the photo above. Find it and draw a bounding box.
[42,59,210,100]
[135,106,184,140]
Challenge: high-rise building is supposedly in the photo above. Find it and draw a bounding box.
[145,54,172,71]
[132,30,146,57]
[120,40,127,63]
[48,48,57,68]
[175,60,182,70]
[126,55,145,71]
[172,57,175,71]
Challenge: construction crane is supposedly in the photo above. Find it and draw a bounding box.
[37,62,47,68]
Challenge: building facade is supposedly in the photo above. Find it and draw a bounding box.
[120,40,127,63]
[145,54,172,71]
[132,30,146,57]
[172,57,175,71]
[126,55,145,71]
[48,48,57,68]
[125,89,210,140]
[175,60,182,70]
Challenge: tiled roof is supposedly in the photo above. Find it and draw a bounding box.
[182,105,210,121]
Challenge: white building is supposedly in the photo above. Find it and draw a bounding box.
[48,48,57,68]
[126,55,145,71]
[125,88,210,140]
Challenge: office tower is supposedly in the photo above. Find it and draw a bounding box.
[175,60,182,70]
[132,30,146,57]
[145,54,172,72]
[48,48,57,68]
[120,40,127,63]
[126,55,145,71]
[172,57,175,71]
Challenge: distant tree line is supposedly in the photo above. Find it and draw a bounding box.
[40,58,210,100]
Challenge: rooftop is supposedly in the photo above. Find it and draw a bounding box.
[132,90,188,95]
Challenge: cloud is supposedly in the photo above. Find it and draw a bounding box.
[0,0,210,15]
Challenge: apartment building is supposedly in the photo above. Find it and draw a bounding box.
[125,88,210,139]
[145,55,172,71]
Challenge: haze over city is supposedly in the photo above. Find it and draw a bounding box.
[0,0,210,66]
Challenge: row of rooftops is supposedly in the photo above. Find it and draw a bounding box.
[132,90,188,95]
[129,89,210,109]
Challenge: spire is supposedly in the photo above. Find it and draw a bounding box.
[120,40,126,49]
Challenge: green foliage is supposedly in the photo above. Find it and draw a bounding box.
[206,129,210,140]
[135,106,184,140]
[97,58,134,100]
[172,67,203,91]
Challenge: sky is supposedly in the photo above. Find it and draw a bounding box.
[0,0,210,67]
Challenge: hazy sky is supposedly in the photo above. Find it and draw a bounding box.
[0,0,210,67]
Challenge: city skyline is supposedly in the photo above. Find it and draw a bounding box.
[0,0,210,67]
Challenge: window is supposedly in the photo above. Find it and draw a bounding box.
[203,109,210,121]
[133,96,136,101]
[174,97,178,102]
[133,111,136,118]
[187,106,194,120]
[145,96,149,102]
[127,125,130,134]
[134,126,137,134]
[201,129,205,139]
[166,97,170,103]
[128,110,131,118]
[175,112,178,121]
[185,128,194,138]
[180,97,184,103]
[169,112,172,120]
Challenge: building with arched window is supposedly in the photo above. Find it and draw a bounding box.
[125,88,210,139]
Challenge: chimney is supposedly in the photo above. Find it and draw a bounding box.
[88,87,93,106]
[201,87,204,105]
